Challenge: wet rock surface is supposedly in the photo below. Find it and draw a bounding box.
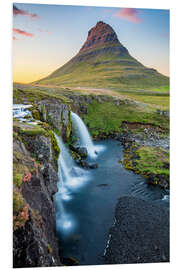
[104,196,169,264]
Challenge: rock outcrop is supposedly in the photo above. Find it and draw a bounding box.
[13,123,61,267]
[37,100,72,142]
[104,196,169,264]
[78,21,123,54]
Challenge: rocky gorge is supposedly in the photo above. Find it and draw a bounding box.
[13,85,169,267]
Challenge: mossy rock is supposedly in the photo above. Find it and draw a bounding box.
[13,121,48,137]
[123,144,169,189]
[48,130,60,164]
[13,189,25,214]
[13,162,28,187]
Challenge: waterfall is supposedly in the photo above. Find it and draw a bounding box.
[53,132,90,236]
[54,133,89,197]
[71,111,105,159]
[54,190,75,234]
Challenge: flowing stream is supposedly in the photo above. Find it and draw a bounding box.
[53,112,169,266]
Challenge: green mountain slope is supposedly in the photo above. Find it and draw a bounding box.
[36,21,169,90]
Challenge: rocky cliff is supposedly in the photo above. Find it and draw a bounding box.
[13,122,61,267]
[13,96,73,267]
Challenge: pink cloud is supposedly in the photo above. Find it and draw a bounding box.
[114,8,141,23]
[13,28,34,38]
[13,4,40,19]
[13,36,18,40]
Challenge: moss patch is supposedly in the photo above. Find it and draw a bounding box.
[13,121,48,137]
[13,189,25,214]
[123,144,169,189]
[13,162,29,187]
[135,146,169,176]
[48,130,60,164]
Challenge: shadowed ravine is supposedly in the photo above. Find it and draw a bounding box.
[53,113,168,266]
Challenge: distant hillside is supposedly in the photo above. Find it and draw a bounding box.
[36,21,169,90]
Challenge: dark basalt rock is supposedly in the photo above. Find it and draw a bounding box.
[104,196,169,264]
[13,210,59,268]
[73,146,88,159]
[76,159,98,169]
[97,183,109,187]
[62,257,79,266]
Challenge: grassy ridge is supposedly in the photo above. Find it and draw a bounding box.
[37,45,169,90]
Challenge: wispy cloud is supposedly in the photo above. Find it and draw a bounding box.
[13,28,34,37]
[13,4,40,19]
[114,8,141,23]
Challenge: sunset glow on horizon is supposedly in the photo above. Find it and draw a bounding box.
[13,3,170,83]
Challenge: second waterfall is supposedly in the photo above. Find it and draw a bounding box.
[71,111,105,159]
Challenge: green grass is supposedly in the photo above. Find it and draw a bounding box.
[151,85,170,92]
[135,146,169,177]
[13,85,71,104]
[117,90,169,109]
[36,44,169,90]
[82,100,169,137]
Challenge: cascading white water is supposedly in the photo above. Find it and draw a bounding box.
[53,132,89,235]
[53,133,89,201]
[71,111,105,159]
[13,104,33,120]
[13,104,39,125]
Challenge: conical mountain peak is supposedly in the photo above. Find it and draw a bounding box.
[79,21,120,54]
[37,21,169,90]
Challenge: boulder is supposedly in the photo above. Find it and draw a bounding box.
[104,196,169,264]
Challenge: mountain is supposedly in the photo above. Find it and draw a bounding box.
[36,21,169,90]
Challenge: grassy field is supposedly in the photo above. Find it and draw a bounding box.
[82,99,169,137]
[116,90,169,110]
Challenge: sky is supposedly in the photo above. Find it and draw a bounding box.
[13,3,170,83]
